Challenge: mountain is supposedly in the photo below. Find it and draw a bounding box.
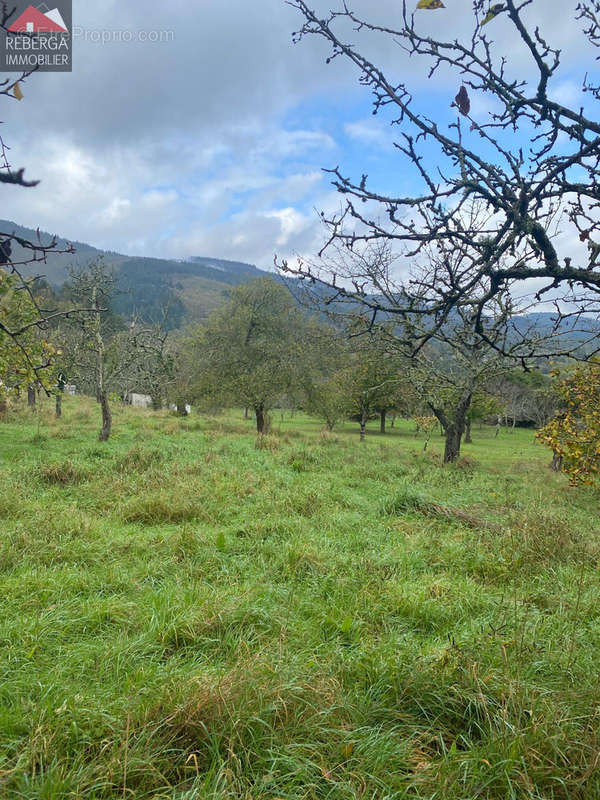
[3,220,600,346]
[0,220,274,328]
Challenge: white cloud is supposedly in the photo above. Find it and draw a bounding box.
[1,0,596,273]
[344,118,394,149]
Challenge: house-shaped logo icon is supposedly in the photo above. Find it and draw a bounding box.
[8,4,68,34]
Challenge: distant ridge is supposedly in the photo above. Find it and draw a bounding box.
[3,220,596,344]
[0,219,274,328]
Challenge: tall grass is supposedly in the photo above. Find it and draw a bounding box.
[0,395,598,798]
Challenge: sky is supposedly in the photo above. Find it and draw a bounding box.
[2,0,597,270]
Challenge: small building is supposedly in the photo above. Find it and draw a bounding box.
[128,393,153,409]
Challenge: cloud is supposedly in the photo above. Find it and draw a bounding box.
[1,0,596,272]
[344,118,394,149]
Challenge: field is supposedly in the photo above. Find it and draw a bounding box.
[0,397,599,799]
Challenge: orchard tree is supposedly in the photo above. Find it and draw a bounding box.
[345,325,404,441]
[60,260,164,440]
[0,271,56,411]
[405,311,513,462]
[299,321,350,430]
[464,391,502,443]
[127,322,174,411]
[305,368,350,430]
[61,263,121,440]
[281,0,600,358]
[290,238,518,461]
[189,279,308,433]
[494,369,560,429]
[537,364,600,484]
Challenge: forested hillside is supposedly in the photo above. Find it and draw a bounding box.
[0,219,272,328]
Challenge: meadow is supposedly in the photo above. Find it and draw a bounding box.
[0,397,599,799]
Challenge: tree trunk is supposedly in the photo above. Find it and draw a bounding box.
[91,285,111,442]
[433,391,472,464]
[551,452,563,472]
[99,391,112,442]
[380,409,386,434]
[360,412,367,442]
[244,407,249,420]
[465,419,472,444]
[444,425,463,463]
[255,404,266,434]
[27,385,36,409]
[390,413,396,428]
[55,393,62,419]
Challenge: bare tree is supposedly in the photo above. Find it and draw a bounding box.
[59,260,165,440]
[406,314,510,462]
[281,0,600,356]
[291,239,517,460]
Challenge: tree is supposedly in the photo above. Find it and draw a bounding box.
[344,325,404,441]
[188,279,308,433]
[298,321,350,430]
[59,260,161,441]
[0,8,104,403]
[283,0,600,357]
[407,311,515,462]
[464,391,502,443]
[494,369,560,429]
[0,271,57,409]
[537,364,600,485]
[129,323,174,411]
[289,238,516,461]
[305,368,349,430]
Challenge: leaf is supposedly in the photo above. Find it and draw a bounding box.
[13,82,23,101]
[416,0,445,8]
[455,85,471,116]
[481,4,506,26]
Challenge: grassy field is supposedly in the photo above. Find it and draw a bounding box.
[0,397,599,799]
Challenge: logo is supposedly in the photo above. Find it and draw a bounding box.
[1,2,72,72]
[8,5,68,34]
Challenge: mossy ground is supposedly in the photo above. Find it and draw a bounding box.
[0,396,598,799]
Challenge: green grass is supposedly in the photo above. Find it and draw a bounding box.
[0,397,599,799]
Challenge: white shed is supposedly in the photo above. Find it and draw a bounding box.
[129,393,153,409]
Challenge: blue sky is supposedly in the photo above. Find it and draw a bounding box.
[1,0,595,270]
